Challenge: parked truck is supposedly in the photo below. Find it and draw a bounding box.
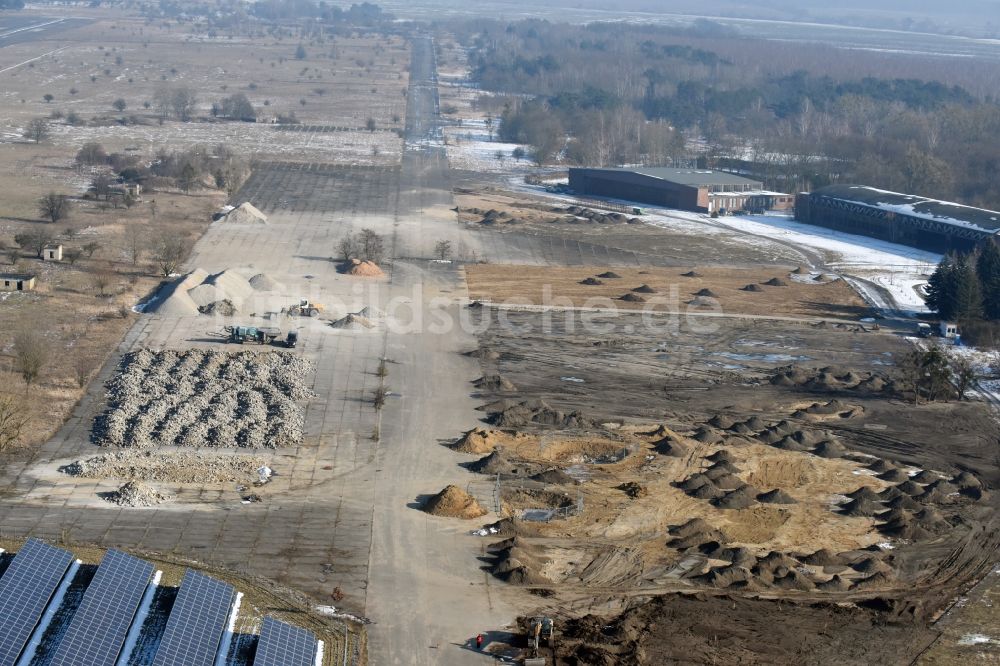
[227,325,282,345]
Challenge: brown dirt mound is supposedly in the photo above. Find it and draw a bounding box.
[423,485,488,519]
[580,277,603,285]
[771,435,813,452]
[694,288,717,297]
[712,485,759,509]
[618,293,646,303]
[690,483,726,500]
[911,470,942,484]
[878,469,909,482]
[530,469,577,485]
[694,565,752,588]
[877,486,904,501]
[680,270,702,277]
[839,498,884,517]
[669,518,720,539]
[678,473,714,492]
[867,459,895,474]
[705,449,737,463]
[691,427,723,444]
[450,427,505,454]
[741,283,764,292]
[851,571,894,590]
[345,258,385,277]
[742,416,768,431]
[847,486,883,502]
[473,374,517,392]
[851,556,892,574]
[710,474,745,490]
[953,471,981,489]
[491,400,592,429]
[756,551,800,571]
[799,549,846,566]
[705,460,741,475]
[812,440,848,458]
[896,480,926,496]
[707,415,736,429]
[597,271,621,279]
[632,284,657,293]
[885,494,922,511]
[757,489,798,504]
[468,451,516,475]
[816,575,851,591]
[763,277,788,286]
[654,438,689,457]
[772,570,816,591]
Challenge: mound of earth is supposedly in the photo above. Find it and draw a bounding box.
[704,461,741,477]
[705,449,737,463]
[885,494,922,511]
[197,299,237,316]
[691,427,723,444]
[694,564,752,589]
[618,293,646,303]
[757,489,798,504]
[812,440,848,458]
[423,485,487,519]
[619,482,649,498]
[694,288,717,297]
[248,273,278,291]
[839,498,884,517]
[597,271,621,279]
[799,549,846,567]
[490,543,551,585]
[816,575,851,591]
[868,459,895,474]
[709,473,745,490]
[678,473,713,492]
[847,486,883,502]
[654,437,689,457]
[706,415,735,429]
[741,283,763,292]
[632,284,657,293]
[580,277,603,285]
[878,469,909,482]
[680,270,702,277]
[689,296,716,307]
[763,277,788,286]
[713,485,759,509]
[911,470,941,484]
[690,483,726,500]
[953,471,981,489]
[491,400,592,429]
[530,469,577,485]
[772,570,816,591]
[344,258,385,277]
[896,480,926,496]
[102,480,166,507]
[792,266,809,275]
[473,374,517,391]
[221,202,267,224]
[450,427,506,454]
[330,313,374,329]
[468,450,516,475]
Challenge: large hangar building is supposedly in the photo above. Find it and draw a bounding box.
[568,167,793,214]
[795,185,1000,254]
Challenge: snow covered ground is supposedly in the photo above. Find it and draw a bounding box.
[443,118,533,173]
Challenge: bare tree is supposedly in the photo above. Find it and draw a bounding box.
[151,232,190,276]
[13,330,49,388]
[90,173,114,200]
[338,233,360,261]
[75,142,108,166]
[23,117,50,143]
[82,241,100,258]
[38,193,71,224]
[63,247,83,265]
[14,229,55,258]
[91,266,114,296]
[953,356,978,400]
[171,86,197,121]
[359,228,385,264]
[123,223,145,266]
[0,393,29,452]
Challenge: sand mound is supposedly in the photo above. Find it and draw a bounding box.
[799,549,845,566]
[772,435,812,452]
[772,570,815,591]
[688,296,716,307]
[654,438,689,457]
[678,473,713,492]
[102,480,166,507]
[670,518,719,539]
[694,288,717,297]
[839,498,884,517]
[896,480,925,496]
[146,268,262,317]
[850,556,891,574]
[694,564,752,589]
[847,486,883,502]
[345,258,385,277]
[469,451,515,475]
[710,474,745,491]
[492,400,592,429]
[712,485,759,509]
[423,485,488,519]
[705,449,737,464]
[221,202,267,224]
[147,269,207,316]
[816,575,851,591]
[756,551,801,572]
[490,542,551,585]
[249,273,279,291]
[742,416,768,431]
[707,415,736,429]
[473,374,517,392]
[331,313,374,329]
[885,494,922,511]
[597,271,621,279]
[690,483,726,500]
[878,469,909,482]
[953,471,981,489]
[198,299,237,316]
[530,469,576,485]
[851,571,894,590]
[741,283,763,292]
[812,440,848,458]
[691,427,723,444]
[763,277,788,286]
[630,284,656,294]
[618,293,646,303]
[450,427,505,454]
[910,470,941,484]
[877,486,904,501]
[681,271,702,278]
[704,461,741,478]
[757,489,798,504]
[868,459,895,474]
[580,277,603,285]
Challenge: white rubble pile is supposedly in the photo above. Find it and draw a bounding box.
[93,349,313,449]
[102,480,167,507]
[62,450,268,483]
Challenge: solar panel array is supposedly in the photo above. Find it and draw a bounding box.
[254,616,319,666]
[49,548,155,666]
[151,569,236,666]
[0,539,74,666]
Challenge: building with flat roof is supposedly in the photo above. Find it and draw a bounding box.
[567,167,793,214]
[0,273,36,291]
[795,185,1000,253]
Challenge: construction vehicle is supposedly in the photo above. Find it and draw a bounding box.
[284,330,299,348]
[288,298,324,317]
[523,616,554,665]
[227,325,281,345]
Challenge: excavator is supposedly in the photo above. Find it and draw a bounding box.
[523,617,554,665]
[287,298,324,317]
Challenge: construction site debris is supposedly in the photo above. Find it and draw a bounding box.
[101,480,167,507]
[423,485,488,519]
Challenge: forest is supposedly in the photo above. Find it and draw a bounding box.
[446,19,1000,209]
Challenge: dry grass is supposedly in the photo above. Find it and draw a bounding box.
[464,264,872,320]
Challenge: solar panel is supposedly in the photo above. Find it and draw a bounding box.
[254,616,319,666]
[151,570,236,666]
[49,549,155,666]
[0,539,75,666]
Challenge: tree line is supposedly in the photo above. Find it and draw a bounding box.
[926,239,1000,345]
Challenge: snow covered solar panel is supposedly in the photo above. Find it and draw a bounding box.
[0,539,74,666]
[49,549,155,666]
[254,616,318,666]
[151,570,235,666]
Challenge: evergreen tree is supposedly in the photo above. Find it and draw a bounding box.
[977,239,1000,320]
[925,253,957,319]
[952,253,983,321]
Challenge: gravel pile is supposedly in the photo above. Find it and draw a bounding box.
[61,450,268,483]
[92,349,313,449]
[102,480,166,507]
